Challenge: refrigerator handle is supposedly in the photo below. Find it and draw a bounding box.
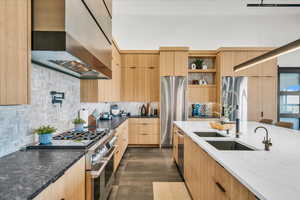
[261,111,264,118]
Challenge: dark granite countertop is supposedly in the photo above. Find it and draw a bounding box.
[98,116,128,129]
[129,115,159,118]
[0,149,85,200]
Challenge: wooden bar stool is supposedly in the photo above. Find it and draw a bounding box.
[259,119,273,125]
[275,121,293,129]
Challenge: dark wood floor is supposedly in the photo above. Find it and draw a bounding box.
[108,147,183,200]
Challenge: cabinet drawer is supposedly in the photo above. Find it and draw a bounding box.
[138,133,160,144]
[213,162,231,199]
[129,118,159,124]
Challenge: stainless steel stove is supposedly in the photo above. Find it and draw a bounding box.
[27,127,117,200]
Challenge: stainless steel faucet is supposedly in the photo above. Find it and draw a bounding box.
[254,126,272,151]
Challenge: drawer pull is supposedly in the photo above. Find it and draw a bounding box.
[140,133,149,135]
[215,182,226,193]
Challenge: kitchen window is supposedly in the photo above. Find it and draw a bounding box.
[278,68,300,129]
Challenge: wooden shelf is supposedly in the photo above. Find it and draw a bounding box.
[188,69,216,73]
[188,84,216,88]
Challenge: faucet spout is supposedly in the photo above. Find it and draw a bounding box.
[254,126,272,151]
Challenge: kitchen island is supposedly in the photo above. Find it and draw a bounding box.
[174,121,300,200]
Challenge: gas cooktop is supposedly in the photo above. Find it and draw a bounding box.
[27,128,110,149]
[53,129,107,141]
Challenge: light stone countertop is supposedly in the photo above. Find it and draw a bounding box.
[174,121,300,200]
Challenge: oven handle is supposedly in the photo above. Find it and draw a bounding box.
[89,145,117,178]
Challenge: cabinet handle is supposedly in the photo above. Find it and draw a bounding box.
[148,66,155,69]
[215,182,226,193]
[261,111,264,117]
[140,133,149,135]
[129,67,137,69]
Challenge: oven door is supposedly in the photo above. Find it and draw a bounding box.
[89,146,116,200]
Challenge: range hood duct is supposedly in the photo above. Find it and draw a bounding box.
[32,0,112,79]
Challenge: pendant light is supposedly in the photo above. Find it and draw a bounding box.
[233,39,300,72]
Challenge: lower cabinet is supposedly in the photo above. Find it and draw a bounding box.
[128,118,160,145]
[172,127,179,164]
[184,136,256,200]
[34,156,85,200]
[114,119,129,171]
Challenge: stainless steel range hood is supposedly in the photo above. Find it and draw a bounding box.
[32,0,112,79]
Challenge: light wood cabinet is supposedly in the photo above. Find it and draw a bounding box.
[160,51,174,76]
[188,85,216,103]
[114,119,128,171]
[81,41,121,102]
[218,49,277,77]
[128,118,160,145]
[0,0,31,105]
[121,53,159,102]
[218,48,278,122]
[248,76,277,122]
[159,47,189,76]
[34,156,85,200]
[184,135,256,200]
[174,51,189,76]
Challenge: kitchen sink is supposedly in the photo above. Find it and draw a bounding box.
[193,132,226,137]
[206,140,255,151]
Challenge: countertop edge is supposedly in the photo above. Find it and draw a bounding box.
[28,152,86,200]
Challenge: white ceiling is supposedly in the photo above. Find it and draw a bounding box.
[113,0,300,16]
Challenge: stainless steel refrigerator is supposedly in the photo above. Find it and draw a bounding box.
[160,76,188,147]
[222,76,248,121]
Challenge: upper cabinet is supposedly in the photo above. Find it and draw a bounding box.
[80,41,121,102]
[160,47,189,76]
[0,0,31,105]
[217,48,277,77]
[121,53,160,102]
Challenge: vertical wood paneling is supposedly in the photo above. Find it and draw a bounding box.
[0,0,30,105]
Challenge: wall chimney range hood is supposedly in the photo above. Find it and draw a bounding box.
[32,0,112,79]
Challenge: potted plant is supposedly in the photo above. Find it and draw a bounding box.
[34,125,56,145]
[194,59,204,69]
[73,117,86,132]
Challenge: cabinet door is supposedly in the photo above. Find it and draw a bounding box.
[0,0,30,105]
[214,163,231,200]
[135,68,147,101]
[188,85,216,103]
[145,66,159,102]
[219,52,234,76]
[129,123,139,144]
[235,51,260,76]
[247,77,262,121]
[64,157,85,200]
[160,51,174,76]
[261,77,277,121]
[174,51,188,76]
[260,57,277,76]
[230,178,250,200]
[122,54,139,68]
[122,67,135,101]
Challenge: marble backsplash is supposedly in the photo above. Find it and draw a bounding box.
[81,102,159,116]
[0,63,81,157]
[0,63,156,158]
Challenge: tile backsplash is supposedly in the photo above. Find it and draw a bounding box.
[0,63,158,158]
[0,63,80,157]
